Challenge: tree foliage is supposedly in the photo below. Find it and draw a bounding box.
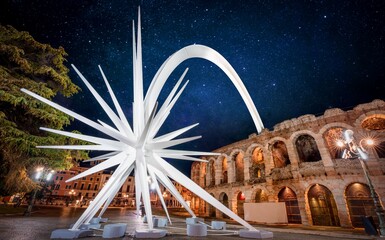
[0,25,87,195]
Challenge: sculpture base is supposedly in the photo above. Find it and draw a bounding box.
[186,217,204,224]
[211,220,226,230]
[50,229,93,239]
[69,223,100,230]
[135,229,167,239]
[239,229,273,239]
[187,223,207,236]
[102,223,127,238]
[154,217,168,228]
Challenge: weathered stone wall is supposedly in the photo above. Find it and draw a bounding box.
[190,99,385,228]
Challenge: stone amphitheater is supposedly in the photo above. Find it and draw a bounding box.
[190,99,385,228]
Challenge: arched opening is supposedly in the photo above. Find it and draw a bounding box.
[323,127,345,159]
[208,160,215,186]
[252,147,264,164]
[271,141,290,168]
[236,192,245,218]
[207,193,216,217]
[219,192,229,219]
[295,134,321,162]
[345,183,378,228]
[361,115,385,131]
[308,184,340,226]
[222,158,228,184]
[360,115,385,158]
[278,187,302,224]
[374,141,385,158]
[233,152,244,182]
[254,188,268,203]
[250,147,265,181]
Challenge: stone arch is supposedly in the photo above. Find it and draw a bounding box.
[268,138,291,168]
[191,162,200,184]
[234,190,246,218]
[207,158,216,187]
[229,150,245,183]
[320,124,352,159]
[251,187,269,203]
[345,182,379,228]
[354,110,385,129]
[307,184,340,226]
[294,134,322,163]
[206,193,217,217]
[218,155,229,184]
[355,112,385,158]
[219,192,230,218]
[278,186,302,224]
[200,162,207,187]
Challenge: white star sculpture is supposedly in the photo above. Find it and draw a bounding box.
[21,9,264,232]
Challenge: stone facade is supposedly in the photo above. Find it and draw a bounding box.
[190,99,385,228]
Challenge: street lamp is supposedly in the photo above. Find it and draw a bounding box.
[339,129,385,236]
[24,167,54,216]
[68,189,76,205]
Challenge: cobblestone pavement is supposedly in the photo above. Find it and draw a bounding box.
[0,206,380,240]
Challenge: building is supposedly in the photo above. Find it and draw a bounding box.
[190,99,385,228]
[49,162,190,209]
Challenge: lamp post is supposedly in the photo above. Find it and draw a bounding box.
[68,189,76,206]
[339,129,385,236]
[24,167,54,216]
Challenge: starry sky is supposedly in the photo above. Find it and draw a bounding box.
[1,0,385,174]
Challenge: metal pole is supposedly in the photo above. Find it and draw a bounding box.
[24,188,38,216]
[359,157,385,236]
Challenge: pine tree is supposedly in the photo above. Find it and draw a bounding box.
[0,25,87,195]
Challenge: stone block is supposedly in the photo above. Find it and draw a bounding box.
[154,217,168,228]
[135,229,167,238]
[90,217,101,224]
[50,229,93,239]
[102,223,127,238]
[186,217,204,224]
[187,223,207,237]
[211,220,226,230]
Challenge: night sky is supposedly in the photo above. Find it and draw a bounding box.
[1,0,385,174]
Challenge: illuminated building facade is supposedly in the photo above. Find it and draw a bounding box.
[49,164,190,208]
[191,99,385,228]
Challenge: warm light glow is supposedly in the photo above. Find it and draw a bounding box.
[239,192,245,200]
[336,140,345,147]
[46,172,53,181]
[365,138,374,146]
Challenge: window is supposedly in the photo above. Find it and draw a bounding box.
[60,177,63,180]
[90,178,93,181]
[73,183,78,189]
[96,178,100,181]
[94,185,98,190]
[82,177,86,180]
[87,184,91,190]
[80,184,84,190]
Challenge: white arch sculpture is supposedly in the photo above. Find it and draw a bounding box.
[21,8,271,239]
